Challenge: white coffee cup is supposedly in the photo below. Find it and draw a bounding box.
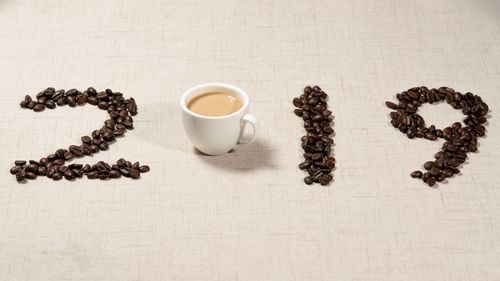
[180,83,259,155]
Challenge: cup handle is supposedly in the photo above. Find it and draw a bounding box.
[238,114,259,145]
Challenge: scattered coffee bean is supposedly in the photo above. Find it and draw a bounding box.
[386,86,489,187]
[12,87,150,182]
[410,171,423,178]
[139,165,150,173]
[294,85,335,186]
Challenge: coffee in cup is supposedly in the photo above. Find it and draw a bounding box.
[187,92,243,117]
[181,83,259,155]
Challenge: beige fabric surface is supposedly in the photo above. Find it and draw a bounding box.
[1,0,500,280]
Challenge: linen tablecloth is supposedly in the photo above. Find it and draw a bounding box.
[1,0,499,280]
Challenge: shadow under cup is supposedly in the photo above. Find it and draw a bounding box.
[181,83,253,156]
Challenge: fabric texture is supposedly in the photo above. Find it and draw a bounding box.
[0,0,499,280]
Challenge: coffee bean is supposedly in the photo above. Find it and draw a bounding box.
[385,101,398,109]
[26,172,37,180]
[66,96,77,107]
[86,171,98,179]
[47,168,56,177]
[63,151,73,160]
[44,100,56,109]
[110,170,121,178]
[99,142,109,151]
[423,161,434,170]
[411,171,423,178]
[130,168,140,179]
[14,160,26,166]
[441,169,454,178]
[427,177,436,187]
[10,166,21,175]
[63,170,74,180]
[52,172,62,180]
[430,166,440,176]
[89,144,99,153]
[68,163,83,170]
[26,164,38,173]
[87,96,98,105]
[33,103,45,112]
[318,174,332,185]
[424,133,437,140]
[139,165,150,173]
[72,169,83,178]
[304,176,313,185]
[66,89,78,96]
[16,172,26,182]
[77,94,87,105]
[117,158,127,167]
[37,167,46,176]
[81,136,92,144]
[98,101,108,110]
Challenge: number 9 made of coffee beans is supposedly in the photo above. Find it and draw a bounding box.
[11,87,150,183]
[386,86,489,187]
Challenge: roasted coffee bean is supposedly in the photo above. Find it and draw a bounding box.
[10,166,21,175]
[87,96,98,105]
[16,172,26,182]
[72,169,83,178]
[294,109,303,116]
[33,103,45,112]
[63,170,75,180]
[304,176,313,185]
[77,94,87,105]
[26,164,38,172]
[98,101,108,110]
[386,86,489,187]
[89,144,99,153]
[429,166,440,176]
[441,169,453,178]
[385,101,398,110]
[427,177,436,187]
[117,158,127,167]
[139,165,150,173]
[37,167,47,176]
[130,168,140,179]
[26,172,37,180]
[87,171,98,179]
[43,100,56,109]
[81,136,92,144]
[99,142,109,151]
[410,171,423,178]
[66,89,78,96]
[64,151,74,160]
[81,145,92,155]
[47,168,56,177]
[66,96,77,107]
[423,161,434,170]
[109,169,121,178]
[68,163,83,170]
[52,172,62,180]
[14,160,26,166]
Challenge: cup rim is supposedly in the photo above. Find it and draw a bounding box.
[180,82,249,119]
